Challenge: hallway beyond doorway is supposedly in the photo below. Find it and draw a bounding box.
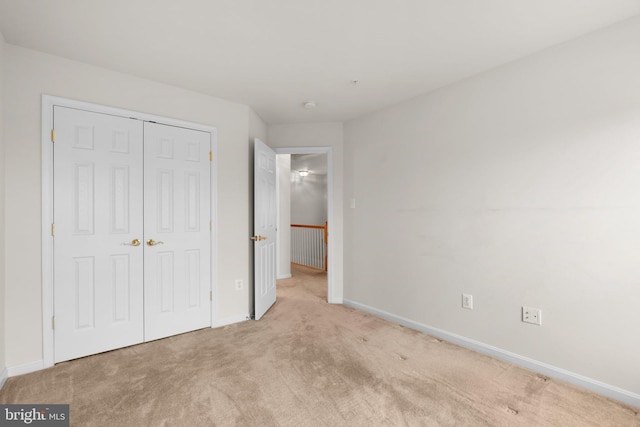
[277,263,327,302]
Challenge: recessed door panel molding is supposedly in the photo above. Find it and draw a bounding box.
[185,172,201,232]
[73,125,95,150]
[185,249,201,308]
[257,243,276,299]
[157,137,174,159]
[110,166,130,234]
[111,254,131,322]
[157,169,175,233]
[110,129,130,154]
[73,162,95,235]
[267,173,276,230]
[185,141,200,162]
[73,256,95,330]
[158,251,175,313]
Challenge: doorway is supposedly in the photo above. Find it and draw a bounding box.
[274,147,332,302]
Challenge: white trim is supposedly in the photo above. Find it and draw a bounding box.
[343,299,640,409]
[0,367,8,389]
[213,314,250,328]
[7,360,45,377]
[210,125,219,330]
[277,274,292,280]
[41,95,218,367]
[42,96,55,368]
[275,154,285,280]
[273,147,334,303]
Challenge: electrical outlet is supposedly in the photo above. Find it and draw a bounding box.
[235,279,243,291]
[462,293,473,310]
[522,306,542,325]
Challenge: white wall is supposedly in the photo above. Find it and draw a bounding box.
[290,171,327,225]
[248,109,267,144]
[277,155,291,279]
[3,45,253,368]
[268,123,344,303]
[0,31,7,380]
[344,16,640,397]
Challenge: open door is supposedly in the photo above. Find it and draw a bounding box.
[253,139,277,319]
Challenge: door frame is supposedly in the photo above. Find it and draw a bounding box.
[41,95,218,368]
[273,147,334,303]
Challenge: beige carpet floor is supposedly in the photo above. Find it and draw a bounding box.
[1,264,638,426]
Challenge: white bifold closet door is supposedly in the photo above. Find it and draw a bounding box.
[143,122,211,341]
[53,107,145,363]
[53,106,211,363]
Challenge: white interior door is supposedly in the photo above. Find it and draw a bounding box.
[53,106,144,363]
[143,122,212,340]
[253,139,277,320]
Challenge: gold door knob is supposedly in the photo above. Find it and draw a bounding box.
[123,239,141,246]
[250,235,267,241]
[147,239,164,246]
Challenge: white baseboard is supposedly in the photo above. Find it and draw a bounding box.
[277,274,292,280]
[7,360,45,377]
[343,299,640,409]
[0,367,8,390]
[329,297,343,304]
[213,314,250,328]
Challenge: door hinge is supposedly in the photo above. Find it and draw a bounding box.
[51,223,55,236]
[210,291,212,301]
[52,316,55,330]
[209,220,212,231]
[51,129,55,142]
[209,151,213,161]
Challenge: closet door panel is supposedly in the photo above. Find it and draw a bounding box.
[143,122,211,341]
[53,106,144,362]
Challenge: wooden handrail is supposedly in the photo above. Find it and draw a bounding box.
[291,224,325,229]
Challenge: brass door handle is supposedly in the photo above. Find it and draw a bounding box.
[147,239,164,246]
[123,239,141,247]
[250,235,267,241]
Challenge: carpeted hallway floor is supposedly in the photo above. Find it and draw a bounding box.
[1,264,638,426]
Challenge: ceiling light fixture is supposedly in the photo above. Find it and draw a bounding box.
[303,101,316,109]
[298,170,309,177]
